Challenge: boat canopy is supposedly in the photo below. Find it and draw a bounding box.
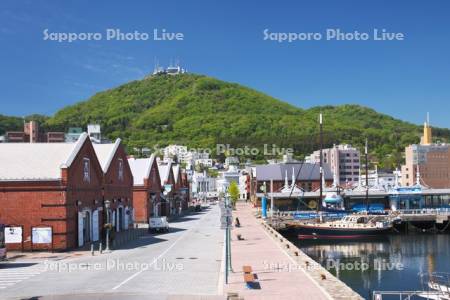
[323,192,343,203]
[351,203,385,213]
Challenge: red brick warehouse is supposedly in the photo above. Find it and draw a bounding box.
[0,133,104,251]
[157,161,176,217]
[93,139,134,235]
[128,154,162,224]
[172,164,189,212]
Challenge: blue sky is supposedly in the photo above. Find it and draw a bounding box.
[1,0,450,127]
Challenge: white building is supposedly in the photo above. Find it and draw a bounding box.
[306,144,360,186]
[163,145,210,167]
[216,165,240,194]
[87,124,101,144]
[224,156,239,168]
[191,171,217,200]
[163,145,188,163]
[194,158,213,168]
[359,167,401,191]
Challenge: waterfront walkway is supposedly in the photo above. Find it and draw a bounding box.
[225,202,331,300]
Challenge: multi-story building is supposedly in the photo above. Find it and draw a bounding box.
[88,124,102,144]
[401,119,450,188]
[47,132,66,143]
[306,144,360,186]
[23,120,39,143]
[163,145,188,163]
[5,121,65,143]
[65,125,107,144]
[65,127,83,143]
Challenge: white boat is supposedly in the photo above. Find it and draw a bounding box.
[295,214,393,239]
[418,273,450,300]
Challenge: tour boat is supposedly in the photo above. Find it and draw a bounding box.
[296,214,393,239]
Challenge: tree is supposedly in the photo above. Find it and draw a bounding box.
[228,181,240,209]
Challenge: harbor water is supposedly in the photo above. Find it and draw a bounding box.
[284,232,450,299]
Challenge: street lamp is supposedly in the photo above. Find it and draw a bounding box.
[105,199,111,251]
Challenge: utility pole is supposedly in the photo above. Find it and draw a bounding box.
[365,138,369,210]
[318,113,323,213]
[105,200,111,252]
[270,179,274,218]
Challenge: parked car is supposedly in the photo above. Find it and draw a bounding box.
[149,217,170,233]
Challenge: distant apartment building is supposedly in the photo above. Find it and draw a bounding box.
[194,158,213,168]
[401,119,450,188]
[224,156,239,168]
[65,127,83,143]
[87,124,102,143]
[65,124,107,144]
[163,144,210,167]
[5,121,65,143]
[163,145,188,163]
[306,144,360,186]
[47,132,66,143]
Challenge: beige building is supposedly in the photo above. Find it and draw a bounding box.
[306,144,360,186]
[401,118,450,188]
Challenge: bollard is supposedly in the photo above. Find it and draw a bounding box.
[91,243,94,256]
[99,242,103,254]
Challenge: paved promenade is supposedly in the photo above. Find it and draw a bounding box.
[225,202,331,300]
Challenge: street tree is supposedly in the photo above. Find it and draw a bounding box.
[228,181,239,208]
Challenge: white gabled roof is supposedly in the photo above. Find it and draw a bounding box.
[172,164,180,184]
[0,133,89,181]
[158,161,172,185]
[128,154,156,186]
[93,139,121,173]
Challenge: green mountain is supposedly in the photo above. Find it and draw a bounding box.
[4,74,450,169]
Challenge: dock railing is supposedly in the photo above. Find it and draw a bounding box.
[372,290,447,300]
[398,208,450,215]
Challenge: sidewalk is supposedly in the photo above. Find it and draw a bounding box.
[224,202,331,300]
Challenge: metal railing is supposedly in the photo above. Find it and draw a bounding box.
[372,290,448,300]
[398,208,450,215]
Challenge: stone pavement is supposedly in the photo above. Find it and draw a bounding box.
[225,202,332,300]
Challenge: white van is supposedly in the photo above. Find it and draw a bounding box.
[149,217,170,232]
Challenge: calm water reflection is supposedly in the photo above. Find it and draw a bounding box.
[286,233,450,299]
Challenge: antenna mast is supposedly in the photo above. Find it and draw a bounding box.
[318,113,323,213]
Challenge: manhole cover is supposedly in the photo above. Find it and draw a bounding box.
[189,257,198,260]
[176,257,184,260]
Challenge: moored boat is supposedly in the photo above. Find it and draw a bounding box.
[296,214,393,239]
